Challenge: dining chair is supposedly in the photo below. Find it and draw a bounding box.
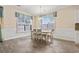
[31,29,37,41]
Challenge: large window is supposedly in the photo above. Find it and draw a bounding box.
[15,12,32,33]
[41,15,55,31]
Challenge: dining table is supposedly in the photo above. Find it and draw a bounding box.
[31,30,53,44]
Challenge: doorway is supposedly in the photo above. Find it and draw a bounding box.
[0,6,3,42]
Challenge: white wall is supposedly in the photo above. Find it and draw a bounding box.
[54,28,75,41]
[32,16,41,30]
[1,6,31,41]
[53,6,75,42]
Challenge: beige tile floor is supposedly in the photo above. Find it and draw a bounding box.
[0,37,79,53]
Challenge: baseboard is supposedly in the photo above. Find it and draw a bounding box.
[54,37,75,43]
[3,35,30,41]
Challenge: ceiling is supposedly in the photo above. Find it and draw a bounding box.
[20,5,70,16]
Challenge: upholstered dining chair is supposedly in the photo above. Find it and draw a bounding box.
[31,29,37,41]
[37,29,42,40]
[46,32,53,44]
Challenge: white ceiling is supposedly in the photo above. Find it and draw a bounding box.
[20,5,69,16]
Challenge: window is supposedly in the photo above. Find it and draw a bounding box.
[15,12,32,33]
[41,15,55,31]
